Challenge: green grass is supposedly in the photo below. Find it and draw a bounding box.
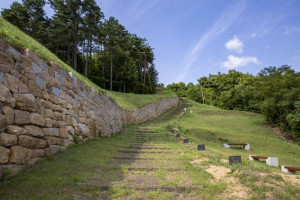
[0,18,176,109]
[177,99,300,166]
[0,99,300,199]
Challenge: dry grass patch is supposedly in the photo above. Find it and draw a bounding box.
[205,165,251,199]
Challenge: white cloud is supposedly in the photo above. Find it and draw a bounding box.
[225,35,244,54]
[175,1,247,82]
[284,26,300,35]
[222,55,259,69]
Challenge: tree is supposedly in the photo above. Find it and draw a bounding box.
[1,2,29,32]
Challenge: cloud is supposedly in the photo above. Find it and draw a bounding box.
[225,35,244,54]
[284,26,300,35]
[222,55,259,69]
[175,1,247,82]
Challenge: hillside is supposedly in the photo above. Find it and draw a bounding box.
[0,99,299,199]
[0,18,176,110]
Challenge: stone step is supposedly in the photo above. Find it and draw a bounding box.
[118,150,171,154]
[75,183,197,192]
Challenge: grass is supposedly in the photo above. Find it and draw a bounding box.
[177,99,300,166]
[0,99,300,199]
[0,18,176,109]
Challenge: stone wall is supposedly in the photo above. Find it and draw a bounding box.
[0,38,179,177]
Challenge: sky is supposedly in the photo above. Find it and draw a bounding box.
[1,0,300,85]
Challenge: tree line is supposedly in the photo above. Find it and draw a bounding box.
[1,0,158,93]
[167,66,300,138]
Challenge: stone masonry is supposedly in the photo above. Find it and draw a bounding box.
[0,38,179,177]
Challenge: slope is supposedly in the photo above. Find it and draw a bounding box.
[0,18,176,110]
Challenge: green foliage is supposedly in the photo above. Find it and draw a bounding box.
[98,130,102,137]
[73,134,79,144]
[1,0,159,94]
[167,67,300,136]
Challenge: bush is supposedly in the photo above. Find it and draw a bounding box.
[73,134,79,144]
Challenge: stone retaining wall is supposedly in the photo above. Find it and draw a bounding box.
[0,38,179,177]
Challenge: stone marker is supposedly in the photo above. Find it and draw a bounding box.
[198,144,205,151]
[171,129,175,133]
[229,155,242,165]
[244,144,250,150]
[266,157,279,167]
[176,133,180,137]
[183,139,189,143]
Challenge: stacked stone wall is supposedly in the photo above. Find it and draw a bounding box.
[0,38,178,177]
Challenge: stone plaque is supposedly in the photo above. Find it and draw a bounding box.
[176,134,180,137]
[198,144,205,151]
[183,139,189,143]
[229,155,242,165]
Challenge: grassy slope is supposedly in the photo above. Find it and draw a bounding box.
[0,100,299,199]
[178,99,300,166]
[0,18,176,109]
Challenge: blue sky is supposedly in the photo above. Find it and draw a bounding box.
[1,0,300,85]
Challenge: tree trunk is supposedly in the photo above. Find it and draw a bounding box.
[147,69,153,93]
[201,85,205,104]
[123,82,126,93]
[102,45,106,89]
[73,33,78,70]
[110,47,113,91]
[85,40,89,76]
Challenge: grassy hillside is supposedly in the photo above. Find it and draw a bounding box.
[176,99,300,166]
[0,18,176,109]
[1,99,299,199]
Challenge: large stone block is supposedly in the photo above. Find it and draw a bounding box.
[43,128,59,137]
[0,83,16,107]
[14,110,30,125]
[0,146,10,164]
[30,113,45,126]
[5,45,21,62]
[0,114,7,132]
[14,94,37,112]
[2,106,14,124]
[36,75,44,90]
[28,80,43,99]
[45,109,54,118]
[6,125,26,135]
[66,126,74,135]
[87,119,97,137]
[59,128,68,139]
[0,133,17,147]
[52,87,60,97]
[78,123,89,136]
[23,125,44,137]
[45,118,53,128]
[21,55,32,69]
[45,136,63,146]
[18,135,47,149]
[3,73,19,93]
[39,59,49,72]
[18,82,28,94]
[30,149,45,158]
[45,145,60,156]
[9,146,31,164]
[32,62,42,74]
[0,51,14,67]
[0,71,3,83]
